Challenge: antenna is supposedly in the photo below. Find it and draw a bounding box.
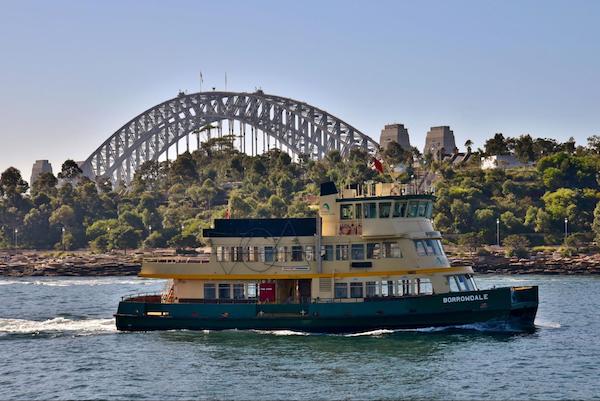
[199,71,203,92]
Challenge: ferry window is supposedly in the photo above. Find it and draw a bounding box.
[419,278,433,295]
[264,246,275,262]
[226,247,234,262]
[222,247,232,262]
[204,283,216,299]
[355,204,362,219]
[414,240,427,256]
[467,274,478,291]
[383,241,402,258]
[365,281,377,297]
[448,276,460,292]
[340,204,354,220]
[393,201,407,217]
[424,239,436,255]
[218,284,231,299]
[363,202,377,218]
[305,245,314,261]
[248,246,259,262]
[216,246,225,262]
[334,282,348,298]
[291,245,304,262]
[277,246,287,262]
[457,275,473,291]
[379,202,391,218]
[234,246,244,262]
[366,243,381,259]
[432,240,445,256]
[417,202,427,217]
[233,284,245,299]
[351,244,365,260]
[246,283,257,298]
[350,282,364,298]
[322,245,334,261]
[425,201,433,218]
[336,244,349,261]
[398,279,410,296]
[407,202,419,217]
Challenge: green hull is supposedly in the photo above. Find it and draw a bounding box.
[115,286,538,333]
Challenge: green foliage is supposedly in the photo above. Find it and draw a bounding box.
[503,234,531,258]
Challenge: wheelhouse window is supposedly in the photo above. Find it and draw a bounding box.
[355,204,362,219]
[340,204,354,220]
[204,283,216,299]
[425,201,433,218]
[417,202,428,217]
[351,244,365,260]
[322,245,334,261]
[407,202,419,217]
[216,246,225,262]
[336,244,349,261]
[415,240,427,256]
[366,243,381,259]
[218,284,231,299]
[234,246,244,262]
[334,282,348,298]
[350,282,364,298]
[363,202,377,218]
[383,241,402,258]
[233,284,244,299]
[291,245,303,261]
[379,202,391,218]
[393,201,407,217]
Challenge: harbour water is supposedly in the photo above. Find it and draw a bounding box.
[1,275,598,400]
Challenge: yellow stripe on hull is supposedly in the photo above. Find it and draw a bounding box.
[139,266,472,280]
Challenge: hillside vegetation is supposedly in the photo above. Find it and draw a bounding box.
[1,134,600,253]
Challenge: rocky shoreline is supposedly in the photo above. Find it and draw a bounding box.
[1,249,600,277]
[452,252,600,275]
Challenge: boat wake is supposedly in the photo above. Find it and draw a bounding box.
[0,317,116,337]
[0,278,158,287]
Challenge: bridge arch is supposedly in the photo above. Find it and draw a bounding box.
[81,91,379,184]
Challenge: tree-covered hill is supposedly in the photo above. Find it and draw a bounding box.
[1,133,600,252]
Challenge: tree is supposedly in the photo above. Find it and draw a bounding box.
[484,133,509,156]
[593,202,600,245]
[503,234,530,258]
[57,160,83,180]
[458,232,484,255]
[464,139,474,153]
[0,167,29,196]
[513,135,535,162]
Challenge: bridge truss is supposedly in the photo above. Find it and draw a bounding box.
[81,91,379,184]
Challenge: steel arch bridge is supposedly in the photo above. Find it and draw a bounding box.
[81,90,379,184]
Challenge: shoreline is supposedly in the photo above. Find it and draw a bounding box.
[1,249,600,277]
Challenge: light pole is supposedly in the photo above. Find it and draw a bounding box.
[14,228,18,250]
[148,225,152,234]
[61,227,65,251]
[496,218,500,247]
[564,217,568,244]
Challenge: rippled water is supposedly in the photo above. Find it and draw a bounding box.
[1,275,598,400]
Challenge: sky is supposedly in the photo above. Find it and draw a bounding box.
[0,0,599,180]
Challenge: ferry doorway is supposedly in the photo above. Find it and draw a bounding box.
[276,279,312,304]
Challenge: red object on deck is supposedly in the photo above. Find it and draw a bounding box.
[259,283,276,303]
[372,157,384,173]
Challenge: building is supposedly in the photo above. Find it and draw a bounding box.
[380,123,411,151]
[423,126,457,160]
[481,154,530,170]
[30,160,53,186]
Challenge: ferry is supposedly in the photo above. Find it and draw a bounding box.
[115,181,538,333]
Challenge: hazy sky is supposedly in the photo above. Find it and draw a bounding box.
[1,0,599,180]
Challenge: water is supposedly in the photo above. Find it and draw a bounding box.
[0,275,598,400]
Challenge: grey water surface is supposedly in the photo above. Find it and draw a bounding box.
[0,275,598,400]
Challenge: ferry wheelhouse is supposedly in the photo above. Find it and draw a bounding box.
[115,181,538,333]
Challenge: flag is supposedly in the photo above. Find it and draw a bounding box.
[372,157,384,174]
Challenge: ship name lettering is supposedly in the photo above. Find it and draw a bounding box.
[442,293,489,303]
